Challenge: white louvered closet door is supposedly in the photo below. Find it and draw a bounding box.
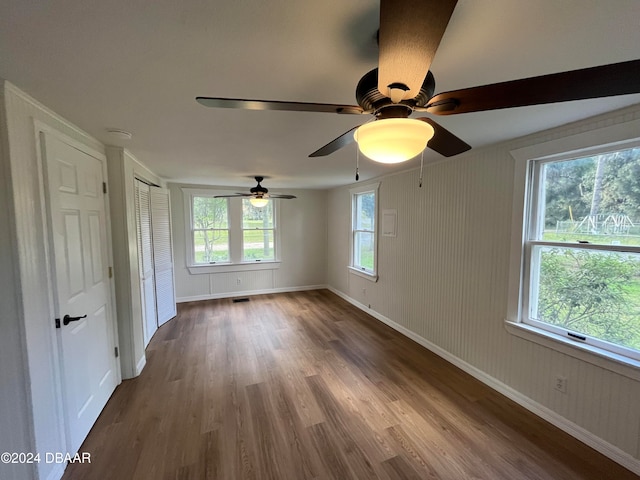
[150,187,177,326]
[135,180,158,347]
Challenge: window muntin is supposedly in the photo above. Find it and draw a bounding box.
[242,200,275,261]
[352,191,376,273]
[192,196,229,263]
[525,148,640,360]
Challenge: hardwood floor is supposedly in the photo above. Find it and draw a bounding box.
[63,290,639,480]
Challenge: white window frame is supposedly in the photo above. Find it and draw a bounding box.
[241,198,276,262]
[506,119,640,380]
[182,188,281,274]
[190,195,231,264]
[349,182,380,281]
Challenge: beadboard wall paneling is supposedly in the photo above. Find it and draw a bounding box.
[326,187,350,294]
[170,183,328,301]
[0,83,35,480]
[107,147,164,379]
[327,103,640,472]
[2,82,108,480]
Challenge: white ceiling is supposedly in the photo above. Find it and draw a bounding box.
[1,0,639,189]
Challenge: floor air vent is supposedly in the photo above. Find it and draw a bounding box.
[232,297,250,303]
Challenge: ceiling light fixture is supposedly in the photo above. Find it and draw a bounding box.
[353,118,434,164]
[249,197,269,208]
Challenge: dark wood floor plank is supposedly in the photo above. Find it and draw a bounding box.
[382,455,427,480]
[62,290,640,480]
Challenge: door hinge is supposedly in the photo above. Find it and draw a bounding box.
[114,346,119,358]
[108,266,113,278]
[103,182,107,194]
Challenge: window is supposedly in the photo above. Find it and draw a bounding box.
[242,199,274,261]
[184,188,280,271]
[192,196,230,263]
[522,146,640,362]
[350,183,379,278]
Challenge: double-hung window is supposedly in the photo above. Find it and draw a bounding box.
[350,183,379,278]
[191,196,230,263]
[185,188,280,270]
[242,199,275,261]
[514,141,640,364]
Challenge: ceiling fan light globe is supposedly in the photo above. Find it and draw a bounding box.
[249,197,269,208]
[354,119,434,164]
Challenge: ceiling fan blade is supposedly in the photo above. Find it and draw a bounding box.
[214,193,252,198]
[268,194,297,199]
[378,0,457,100]
[416,118,471,157]
[308,125,360,157]
[426,59,640,115]
[196,97,365,115]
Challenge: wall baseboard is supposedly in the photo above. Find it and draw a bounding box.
[135,355,146,377]
[176,284,327,304]
[327,286,640,476]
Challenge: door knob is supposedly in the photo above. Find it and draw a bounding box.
[63,314,87,326]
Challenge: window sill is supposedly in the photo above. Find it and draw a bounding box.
[504,320,640,381]
[348,266,378,282]
[188,261,281,275]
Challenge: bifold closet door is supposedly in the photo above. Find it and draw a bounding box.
[150,187,177,326]
[135,180,157,347]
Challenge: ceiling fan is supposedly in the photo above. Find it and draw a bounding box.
[197,0,640,164]
[214,176,296,207]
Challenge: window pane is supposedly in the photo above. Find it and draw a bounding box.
[540,148,640,246]
[194,230,229,263]
[243,200,274,228]
[531,245,640,351]
[354,231,375,271]
[193,197,228,229]
[356,192,375,231]
[243,229,274,261]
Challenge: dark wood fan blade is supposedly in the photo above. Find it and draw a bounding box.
[308,125,360,157]
[378,0,457,100]
[426,59,640,115]
[268,194,297,199]
[196,97,365,115]
[416,118,471,157]
[214,194,252,198]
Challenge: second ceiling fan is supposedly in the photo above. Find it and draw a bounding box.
[214,176,296,207]
[197,0,640,163]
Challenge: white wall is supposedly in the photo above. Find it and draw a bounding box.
[0,83,37,480]
[0,82,166,480]
[169,183,327,301]
[1,81,111,480]
[107,147,164,378]
[327,104,640,474]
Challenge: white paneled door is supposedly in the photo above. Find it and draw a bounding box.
[42,132,118,454]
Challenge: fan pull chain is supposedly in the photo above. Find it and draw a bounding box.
[419,151,424,188]
[355,148,360,181]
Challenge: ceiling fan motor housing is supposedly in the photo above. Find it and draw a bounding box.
[355,68,436,114]
[250,176,268,196]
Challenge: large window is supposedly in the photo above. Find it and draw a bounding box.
[523,147,640,361]
[350,184,378,277]
[186,190,279,268]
